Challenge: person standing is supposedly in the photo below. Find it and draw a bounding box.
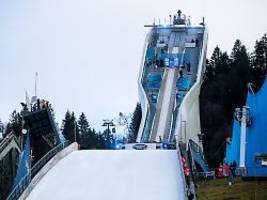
[218,163,223,178]
[224,163,230,177]
[232,161,237,177]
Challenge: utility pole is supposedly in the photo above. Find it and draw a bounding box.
[74,122,77,143]
[102,119,115,140]
[35,72,38,97]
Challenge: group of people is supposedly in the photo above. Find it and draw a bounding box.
[179,62,191,77]
[190,38,199,47]
[180,155,195,200]
[217,161,237,178]
[32,99,52,112]
[180,155,190,177]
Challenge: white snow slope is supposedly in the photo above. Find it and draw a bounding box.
[27,150,186,200]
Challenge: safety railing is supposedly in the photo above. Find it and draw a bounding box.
[0,133,20,154]
[196,166,267,181]
[196,171,215,180]
[7,141,70,200]
[188,140,209,172]
[31,141,69,177]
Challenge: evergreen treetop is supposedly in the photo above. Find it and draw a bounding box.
[128,103,142,143]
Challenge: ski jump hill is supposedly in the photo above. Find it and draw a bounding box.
[21,144,186,200]
[7,10,208,200]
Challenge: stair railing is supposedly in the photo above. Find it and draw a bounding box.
[7,141,70,200]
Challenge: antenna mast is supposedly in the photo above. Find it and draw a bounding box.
[35,72,38,97]
[202,0,206,21]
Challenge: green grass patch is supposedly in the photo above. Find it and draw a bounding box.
[197,177,267,200]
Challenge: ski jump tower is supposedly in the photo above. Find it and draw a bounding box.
[137,10,208,151]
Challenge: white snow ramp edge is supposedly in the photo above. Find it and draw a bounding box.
[27,150,186,200]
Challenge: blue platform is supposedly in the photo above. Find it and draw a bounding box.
[176,76,191,90]
[156,53,190,68]
[147,73,162,89]
[147,82,161,89]
[146,47,155,60]
[147,74,162,82]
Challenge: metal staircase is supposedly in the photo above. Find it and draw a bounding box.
[0,133,21,160]
[188,139,208,172]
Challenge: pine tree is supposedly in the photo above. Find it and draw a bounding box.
[230,39,250,83]
[250,34,267,91]
[62,111,71,140]
[128,103,142,143]
[4,122,12,138]
[78,113,90,135]
[61,111,77,143]
[231,39,242,60]
[209,46,230,75]
[95,132,105,149]
[204,59,215,81]
[70,112,78,143]
[78,113,93,149]
[5,110,23,137]
[216,52,230,74]
[210,46,222,68]
[0,118,4,140]
[200,41,250,167]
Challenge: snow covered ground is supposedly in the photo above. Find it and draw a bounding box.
[27,150,186,200]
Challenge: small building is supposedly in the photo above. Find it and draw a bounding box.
[226,78,267,177]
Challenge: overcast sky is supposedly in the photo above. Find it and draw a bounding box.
[0,0,266,130]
